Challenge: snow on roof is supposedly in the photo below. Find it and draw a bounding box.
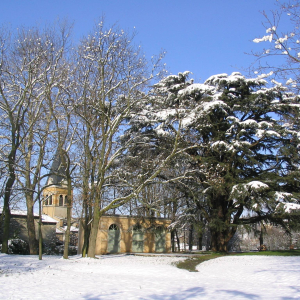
[56,226,79,233]
[41,215,58,223]
[0,208,27,216]
[56,228,64,234]
[53,215,65,220]
[0,208,57,223]
[62,226,79,232]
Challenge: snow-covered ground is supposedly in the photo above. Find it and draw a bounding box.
[0,253,299,299]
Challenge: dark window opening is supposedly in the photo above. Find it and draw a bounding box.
[133,223,142,231]
[109,224,119,231]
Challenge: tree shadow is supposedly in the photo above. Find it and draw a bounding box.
[82,287,206,300]
[82,286,263,300]
[0,253,58,275]
[280,285,300,300]
[218,289,260,299]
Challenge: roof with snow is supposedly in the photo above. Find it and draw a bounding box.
[56,226,78,234]
[56,228,64,234]
[0,208,58,224]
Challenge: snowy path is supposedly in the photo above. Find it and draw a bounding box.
[0,254,299,299]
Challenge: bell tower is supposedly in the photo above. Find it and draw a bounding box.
[42,150,72,220]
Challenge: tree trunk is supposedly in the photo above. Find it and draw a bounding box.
[210,231,227,252]
[1,151,16,253]
[63,176,72,259]
[26,194,38,255]
[210,228,236,252]
[189,224,193,251]
[87,204,101,258]
[81,221,90,257]
[38,192,43,260]
[198,232,203,250]
[175,229,180,252]
[81,184,92,257]
[81,202,91,257]
[260,228,264,247]
[1,198,11,254]
[171,230,175,252]
[63,209,71,259]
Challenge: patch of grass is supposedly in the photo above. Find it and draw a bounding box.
[233,249,300,256]
[175,252,227,272]
[175,249,300,272]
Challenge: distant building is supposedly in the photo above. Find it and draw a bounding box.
[0,208,57,246]
[42,150,78,247]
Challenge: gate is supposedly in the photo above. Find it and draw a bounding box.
[155,226,166,252]
[132,224,144,253]
[107,224,120,253]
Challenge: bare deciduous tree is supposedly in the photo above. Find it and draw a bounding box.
[251,0,300,88]
[71,21,198,258]
[0,28,45,253]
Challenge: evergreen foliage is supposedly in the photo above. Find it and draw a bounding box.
[126,71,300,251]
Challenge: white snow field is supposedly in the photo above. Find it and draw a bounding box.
[0,253,300,299]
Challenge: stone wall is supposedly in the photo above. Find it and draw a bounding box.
[78,215,171,255]
[0,214,57,247]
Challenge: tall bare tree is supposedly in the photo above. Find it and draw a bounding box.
[71,21,195,257]
[18,25,71,254]
[0,23,73,254]
[45,47,78,259]
[0,28,45,253]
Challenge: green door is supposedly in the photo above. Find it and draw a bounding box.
[155,227,166,253]
[107,224,120,253]
[132,225,144,253]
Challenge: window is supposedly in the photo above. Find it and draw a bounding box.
[64,195,68,206]
[59,195,63,206]
[109,224,119,231]
[45,195,48,206]
[49,195,53,206]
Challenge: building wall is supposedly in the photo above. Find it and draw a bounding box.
[38,220,57,246]
[78,215,171,255]
[0,215,57,246]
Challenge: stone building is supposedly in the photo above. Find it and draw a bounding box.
[78,215,172,255]
[0,208,57,246]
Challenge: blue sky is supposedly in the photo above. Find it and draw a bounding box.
[1,0,279,82]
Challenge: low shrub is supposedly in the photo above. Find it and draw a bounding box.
[8,239,30,255]
[43,243,77,256]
